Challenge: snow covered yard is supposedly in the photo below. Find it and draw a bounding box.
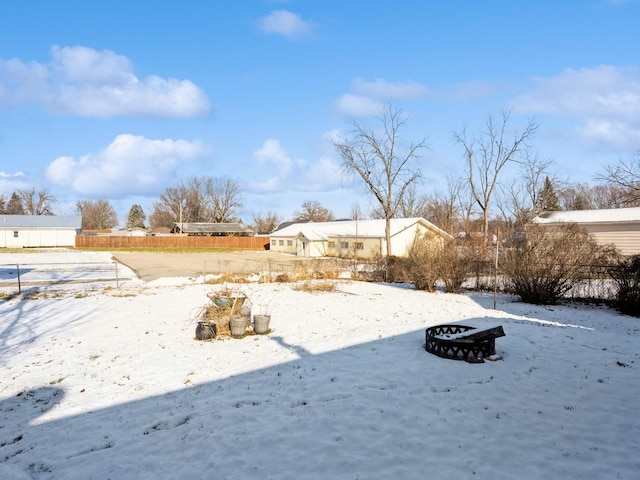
[0,251,639,479]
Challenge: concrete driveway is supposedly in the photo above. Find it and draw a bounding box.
[112,251,347,282]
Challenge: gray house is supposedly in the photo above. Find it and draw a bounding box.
[1,215,83,248]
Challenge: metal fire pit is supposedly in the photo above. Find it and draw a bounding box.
[425,324,505,361]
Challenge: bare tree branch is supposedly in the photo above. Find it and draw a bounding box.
[332,102,428,256]
[454,109,538,243]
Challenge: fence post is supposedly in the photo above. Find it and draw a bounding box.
[17,263,21,293]
[113,262,119,288]
[493,233,499,309]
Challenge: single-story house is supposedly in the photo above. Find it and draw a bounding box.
[269,217,453,258]
[171,222,255,236]
[1,215,83,248]
[530,207,640,256]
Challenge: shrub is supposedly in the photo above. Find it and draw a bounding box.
[502,223,611,305]
[406,233,442,292]
[608,255,640,317]
[439,240,482,293]
[361,254,410,283]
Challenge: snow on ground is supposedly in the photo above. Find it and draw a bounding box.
[0,250,639,479]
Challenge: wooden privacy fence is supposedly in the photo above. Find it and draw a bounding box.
[76,235,270,250]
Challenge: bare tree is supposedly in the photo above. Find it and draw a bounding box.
[496,155,555,233]
[205,177,243,222]
[518,154,555,216]
[349,202,365,221]
[252,210,282,234]
[292,200,334,222]
[17,188,56,215]
[454,109,538,244]
[76,199,118,229]
[496,177,528,234]
[557,182,593,210]
[397,183,429,218]
[0,193,6,213]
[596,151,640,206]
[151,176,244,228]
[149,207,176,230]
[422,177,464,235]
[332,103,428,256]
[589,184,637,209]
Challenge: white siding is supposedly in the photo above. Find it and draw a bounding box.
[1,228,78,248]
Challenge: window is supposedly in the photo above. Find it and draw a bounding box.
[13,231,19,238]
[328,241,335,249]
[271,239,276,245]
[355,242,364,250]
[287,240,293,247]
[279,240,284,246]
[340,241,349,249]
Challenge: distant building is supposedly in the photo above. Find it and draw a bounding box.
[268,217,452,258]
[530,207,640,255]
[171,222,255,236]
[1,215,82,248]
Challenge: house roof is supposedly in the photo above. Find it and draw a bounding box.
[270,217,452,240]
[531,207,640,225]
[0,214,82,229]
[173,222,254,234]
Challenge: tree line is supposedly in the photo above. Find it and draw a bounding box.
[3,102,638,237]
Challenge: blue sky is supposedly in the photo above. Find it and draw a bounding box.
[1,0,639,225]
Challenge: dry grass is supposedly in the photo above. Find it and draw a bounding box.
[292,280,338,293]
[204,273,251,284]
[197,287,250,337]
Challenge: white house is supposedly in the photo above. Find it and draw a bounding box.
[530,207,640,255]
[1,215,83,248]
[269,217,452,258]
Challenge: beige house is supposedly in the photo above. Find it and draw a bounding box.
[269,217,452,258]
[530,207,640,255]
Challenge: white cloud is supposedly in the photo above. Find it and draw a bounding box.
[576,119,640,150]
[304,156,342,190]
[515,65,640,150]
[253,139,295,175]
[0,45,211,118]
[351,78,430,100]
[45,134,211,197]
[259,10,312,40]
[444,79,507,101]
[333,94,383,118]
[322,129,344,144]
[0,171,29,195]
[333,78,429,118]
[248,138,343,194]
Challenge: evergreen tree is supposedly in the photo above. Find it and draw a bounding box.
[126,204,146,229]
[6,192,25,214]
[537,176,560,212]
